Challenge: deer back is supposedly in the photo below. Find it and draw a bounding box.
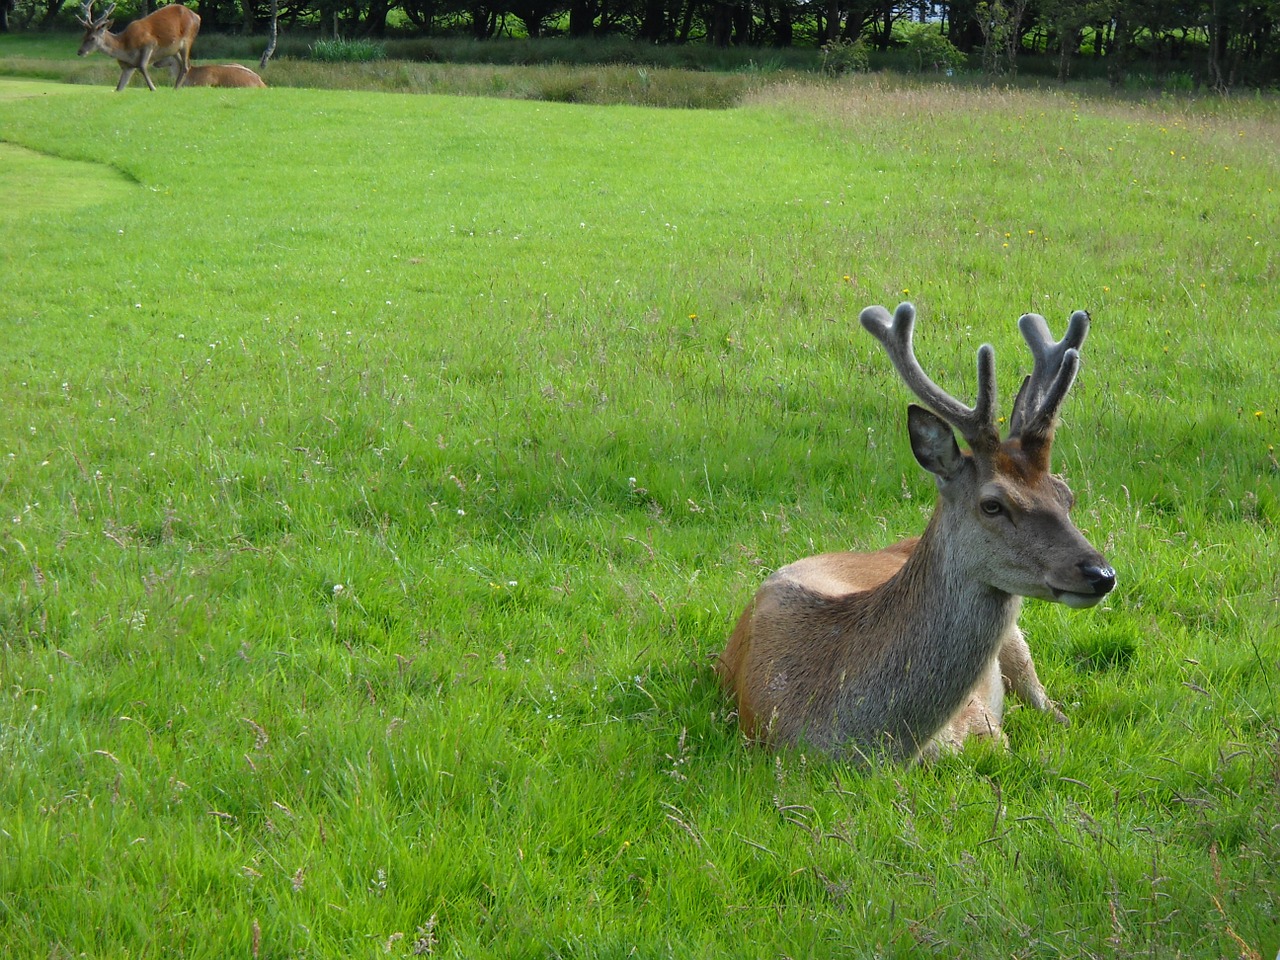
[121,5,200,53]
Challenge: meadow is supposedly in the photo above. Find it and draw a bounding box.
[0,61,1278,958]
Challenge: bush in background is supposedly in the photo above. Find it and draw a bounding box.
[309,37,386,62]
[900,22,968,74]
[819,38,868,76]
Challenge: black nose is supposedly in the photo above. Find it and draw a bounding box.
[1080,563,1116,595]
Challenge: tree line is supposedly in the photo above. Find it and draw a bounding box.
[5,0,1277,88]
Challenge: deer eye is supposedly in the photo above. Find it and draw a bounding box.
[980,498,1004,517]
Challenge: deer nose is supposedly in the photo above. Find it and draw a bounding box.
[1080,563,1116,595]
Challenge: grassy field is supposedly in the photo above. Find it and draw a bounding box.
[1,64,1278,958]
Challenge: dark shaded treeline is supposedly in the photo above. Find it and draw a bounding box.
[6,0,1277,88]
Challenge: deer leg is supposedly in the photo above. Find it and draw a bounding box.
[137,47,157,91]
[174,45,191,87]
[921,655,1008,761]
[923,624,1068,762]
[958,655,1008,743]
[156,55,188,88]
[998,626,1068,725]
[115,64,135,91]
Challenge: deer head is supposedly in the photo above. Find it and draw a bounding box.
[76,1,115,52]
[859,302,1115,608]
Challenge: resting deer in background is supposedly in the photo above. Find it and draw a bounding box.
[161,59,267,88]
[717,302,1116,764]
[76,1,200,91]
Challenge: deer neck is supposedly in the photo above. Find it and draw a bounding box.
[854,505,1022,755]
[96,28,138,63]
[885,506,1021,644]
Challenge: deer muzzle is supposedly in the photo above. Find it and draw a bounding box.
[1054,561,1117,608]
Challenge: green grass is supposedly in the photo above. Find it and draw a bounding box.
[309,37,388,63]
[0,139,137,217]
[1,73,1278,958]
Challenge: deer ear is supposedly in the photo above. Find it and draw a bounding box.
[907,404,965,481]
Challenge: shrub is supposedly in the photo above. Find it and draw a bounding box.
[900,23,967,74]
[820,38,869,76]
[309,37,387,63]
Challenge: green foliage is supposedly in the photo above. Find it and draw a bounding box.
[900,22,968,74]
[819,37,869,76]
[976,0,1039,77]
[0,75,1279,958]
[309,36,388,63]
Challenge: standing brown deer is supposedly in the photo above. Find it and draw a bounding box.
[161,59,267,88]
[717,302,1116,764]
[76,2,200,92]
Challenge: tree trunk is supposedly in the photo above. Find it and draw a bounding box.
[1207,0,1229,91]
[37,0,64,27]
[1108,14,1130,87]
[1096,18,1111,58]
[773,0,792,46]
[709,1,731,45]
[514,5,542,37]
[732,0,751,44]
[676,0,696,43]
[946,0,981,52]
[1006,0,1029,74]
[567,0,594,36]
[258,0,278,70]
[361,0,391,36]
[639,0,666,41]
[1055,27,1077,83]
[835,0,864,41]
[822,0,838,42]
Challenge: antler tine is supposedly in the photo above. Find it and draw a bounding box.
[80,0,112,25]
[860,302,999,449]
[1009,309,1090,440]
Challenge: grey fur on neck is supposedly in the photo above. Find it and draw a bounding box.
[783,513,1022,763]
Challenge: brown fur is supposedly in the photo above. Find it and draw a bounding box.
[77,2,200,92]
[175,62,267,88]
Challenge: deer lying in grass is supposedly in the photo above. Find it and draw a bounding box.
[717,302,1116,764]
[162,59,267,88]
[76,1,200,91]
